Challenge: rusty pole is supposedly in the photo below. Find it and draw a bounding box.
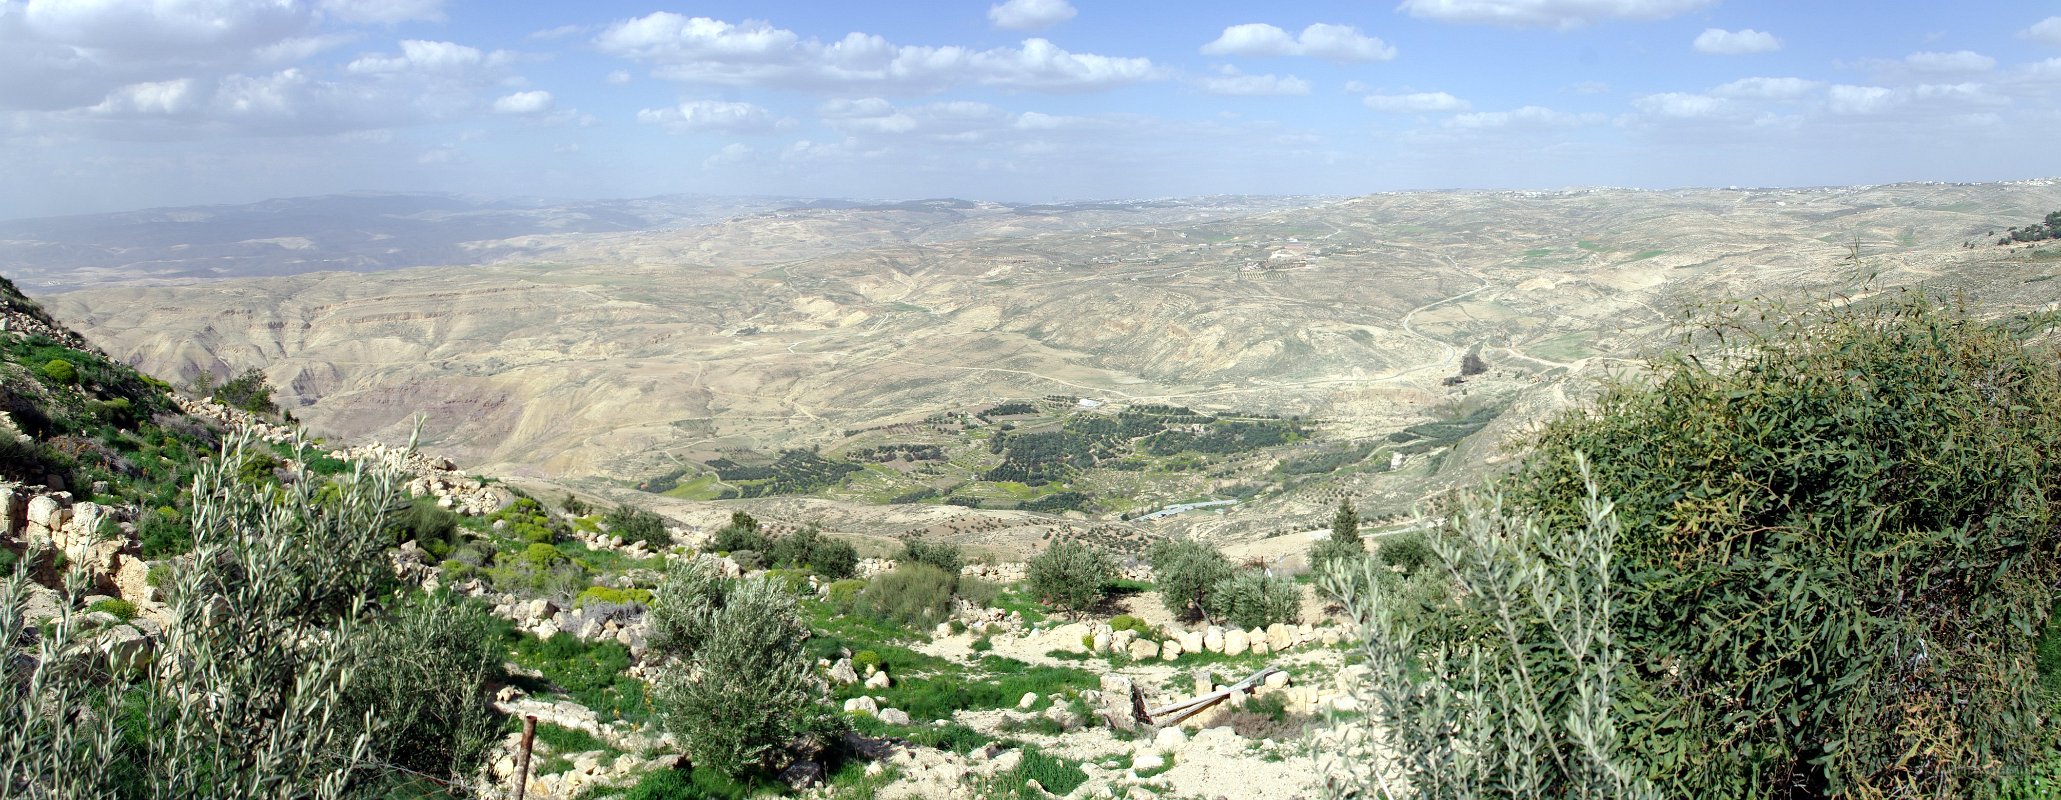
[512,714,537,800]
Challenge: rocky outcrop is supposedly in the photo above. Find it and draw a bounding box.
[173,395,513,516]
[0,482,160,622]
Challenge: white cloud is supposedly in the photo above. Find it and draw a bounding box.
[1571,80,1611,94]
[1199,67,1310,97]
[989,0,1076,31]
[1828,84,1897,115]
[1200,23,1395,62]
[2025,17,2061,46]
[491,90,553,115]
[702,143,754,169]
[318,0,446,24]
[1362,91,1470,112]
[1693,28,1779,55]
[1343,80,1370,93]
[347,40,491,75]
[637,100,783,133]
[1447,105,1601,128]
[1904,50,1996,73]
[595,14,1159,93]
[1712,76,1821,99]
[1398,0,1714,29]
[91,79,199,116]
[606,70,632,85]
[528,24,589,41]
[1633,92,1726,118]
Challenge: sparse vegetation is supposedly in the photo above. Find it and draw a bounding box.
[1148,538,1233,623]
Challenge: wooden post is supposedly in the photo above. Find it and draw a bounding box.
[512,714,537,800]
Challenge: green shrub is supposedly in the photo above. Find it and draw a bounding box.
[214,367,277,415]
[137,507,190,558]
[1108,614,1145,633]
[1026,539,1116,614]
[859,563,956,629]
[852,650,881,672]
[898,536,964,578]
[39,358,76,385]
[1206,569,1299,630]
[768,526,858,579]
[1376,530,1433,575]
[956,576,1002,608]
[1308,499,1365,572]
[1148,538,1233,623]
[711,511,768,553]
[576,585,655,608]
[603,505,671,549]
[0,549,14,575]
[824,578,867,612]
[440,559,478,581]
[1,430,440,796]
[1496,293,2061,797]
[87,598,137,621]
[341,591,501,785]
[395,495,460,548]
[651,572,841,779]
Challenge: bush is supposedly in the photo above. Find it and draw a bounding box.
[1148,538,1233,623]
[576,585,655,608]
[956,576,1002,608]
[651,571,839,779]
[87,598,137,620]
[395,495,460,548]
[341,591,501,786]
[604,505,671,550]
[1206,569,1299,630]
[39,358,76,385]
[1026,539,1116,614]
[0,430,439,795]
[214,367,277,415]
[1376,530,1434,575]
[1503,293,2061,797]
[860,563,956,629]
[711,511,768,553]
[1308,499,1365,572]
[898,536,964,579]
[768,526,858,579]
[824,578,867,613]
[852,650,881,672]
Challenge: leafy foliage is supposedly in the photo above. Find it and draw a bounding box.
[859,562,956,628]
[710,511,767,554]
[650,569,839,779]
[897,537,964,581]
[1025,539,1116,614]
[1148,538,1232,623]
[767,526,859,579]
[212,367,278,416]
[1308,499,1364,572]
[602,504,671,550]
[1205,569,1299,630]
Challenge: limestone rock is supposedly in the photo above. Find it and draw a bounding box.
[1127,638,1159,660]
[1179,630,1204,654]
[1203,627,1225,653]
[879,708,911,725]
[864,669,891,690]
[1223,629,1249,656]
[829,658,859,685]
[1154,726,1188,754]
[1018,692,1039,709]
[844,696,879,715]
[1159,639,1182,660]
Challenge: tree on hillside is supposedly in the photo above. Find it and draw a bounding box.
[1149,538,1233,623]
[1026,539,1116,615]
[649,558,838,778]
[1309,498,1365,571]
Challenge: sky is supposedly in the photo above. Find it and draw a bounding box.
[4,0,2061,219]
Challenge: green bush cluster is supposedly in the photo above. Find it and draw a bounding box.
[1148,538,1232,623]
[898,536,964,578]
[767,526,858,579]
[1307,499,1364,573]
[1329,293,2061,799]
[576,585,655,608]
[1026,539,1116,614]
[602,504,671,549]
[1205,569,1299,630]
[860,563,956,628]
[648,558,841,779]
[39,358,76,385]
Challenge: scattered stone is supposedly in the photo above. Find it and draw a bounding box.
[829,658,859,685]
[1127,638,1159,660]
[1019,692,1039,709]
[777,761,825,790]
[844,696,879,715]
[879,708,912,726]
[1223,629,1249,656]
[864,669,891,690]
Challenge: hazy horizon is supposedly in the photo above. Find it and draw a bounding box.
[5,0,2061,219]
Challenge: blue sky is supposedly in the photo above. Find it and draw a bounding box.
[4,0,2061,218]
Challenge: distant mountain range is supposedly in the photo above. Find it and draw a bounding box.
[0,192,1326,292]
